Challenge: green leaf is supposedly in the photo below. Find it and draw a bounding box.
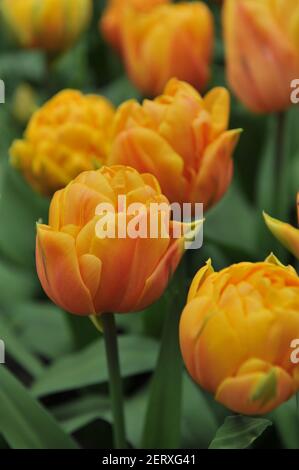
[32,335,159,397]
[209,416,272,449]
[271,397,299,449]
[53,395,110,435]
[0,261,37,304]
[0,318,43,377]
[141,268,185,449]
[4,302,74,359]
[205,182,260,259]
[231,107,267,204]
[54,387,149,449]
[0,108,16,157]
[255,113,294,262]
[0,366,79,449]
[0,162,48,268]
[181,374,218,449]
[0,52,45,93]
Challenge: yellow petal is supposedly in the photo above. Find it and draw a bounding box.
[187,259,214,303]
[264,212,299,260]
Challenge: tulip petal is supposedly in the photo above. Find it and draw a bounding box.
[190,129,240,208]
[136,234,184,311]
[264,212,299,260]
[203,87,230,139]
[36,224,95,315]
[78,254,102,300]
[187,259,214,303]
[216,366,294,415]
[108,127,185,203]
[180,295,217,383]
[57,182,110,228]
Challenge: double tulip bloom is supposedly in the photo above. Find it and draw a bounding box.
[101,1,214,96]
[10,90,115,196]
[264,194,299,260]
[1,0,92,53]
[101,0,169,53]
[223,0,299,113]
[180,255,299,415]
[108,79,240,209]
[121,2,214,96]
[36,165,192,315]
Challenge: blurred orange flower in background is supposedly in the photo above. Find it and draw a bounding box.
[121,2,214,96]
[180,255,299,415]
[108,78,240,209]
[36,165,192,316]
[100,0,169,53]
[10,90,115,197]
[264,193,299,259]
[0,0,92,53]
[223,0,299,113]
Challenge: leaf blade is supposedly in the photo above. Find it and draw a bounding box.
[209,416,272,449]
[0,366,79,449]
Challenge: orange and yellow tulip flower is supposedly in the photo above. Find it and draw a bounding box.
[108,78,240,209]
[121,2,214,96]
[180,255,299,415]
[100,0,169,53]
[10,90,115,197]
[36,165,194,315]
[1,0,92,53]
[223,0,299,113]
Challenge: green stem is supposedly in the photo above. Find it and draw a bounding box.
[141,260,186,448]
[102,313,126,449]
[274,111,287,220]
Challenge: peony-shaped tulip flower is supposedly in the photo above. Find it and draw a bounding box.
[120,2,214,96]
[108,78,240,208]
[10,90,115,197]
[0,0,92,53]
[223,0,299,113]
[180,255,299,415]
[264,193,299,259]
[36,165,196,315]
[100,0,169,53]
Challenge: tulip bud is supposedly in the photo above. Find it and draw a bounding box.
[180,255,299,415]
[121,2,214,96]
[264,193,299,259]
[223,0,299,113]
[1,0,92,53]
[100,0,169,53]
[108,78,240,209]
[11,83,38,125]
[36,165,197,315]
[10,90,115,197]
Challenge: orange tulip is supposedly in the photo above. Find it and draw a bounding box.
[108,78,240,208]
[36,165,195,315]
[100,0,169,53]
[180,255,299,415]
[121,2,214,96]
[1,0,92,53]
[223,0,299,113]
[264,193,299,259]
[10,90,115,197]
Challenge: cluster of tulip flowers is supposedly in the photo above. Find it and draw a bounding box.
[2,0,299,449]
